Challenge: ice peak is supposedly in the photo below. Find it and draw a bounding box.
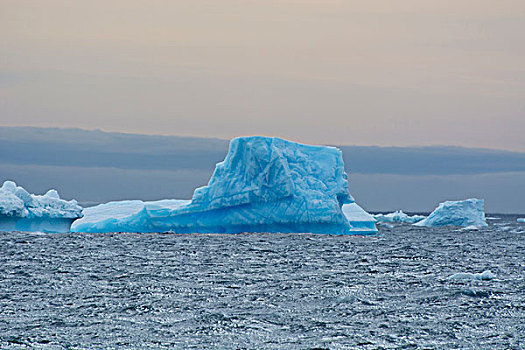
[1,180,17,193]
[44,189,60,199]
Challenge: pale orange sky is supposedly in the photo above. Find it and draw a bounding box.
[1,0,524,150]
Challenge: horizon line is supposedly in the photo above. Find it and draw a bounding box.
[2,124,524,155]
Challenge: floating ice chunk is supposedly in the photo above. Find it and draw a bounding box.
[460,225,483,231]
[342,203,378,234]
[73,136,356,234]
[374,210,425,224]
[448,270,495,281]
[0,180,83,233]
[486,216,501,220]
[517,218,525,223]
[461,289,491,298]
[414,199,487,228]
[377,222,394,229]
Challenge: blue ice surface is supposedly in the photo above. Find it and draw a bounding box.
[74,136,371,234]
[0,180,83,233]
[414,198,487,228]
[71,200,189,233]
[342,203,378,235]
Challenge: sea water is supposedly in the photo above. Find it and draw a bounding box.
[0,215,523,349]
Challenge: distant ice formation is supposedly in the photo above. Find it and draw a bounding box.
[342,203,378,235]
[373,210,425,224]
[460,225,482,231]
[517,218,525,223]
[0,180,83,233]
[448,270,495,281]
[414,198,487,228]
[73,136,362,234]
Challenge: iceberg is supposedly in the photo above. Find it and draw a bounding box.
[517,218,525,223]
[448,270,495,281]
[73,136,358,234]
[342,203,378,234]
[0,180,83,233]
[414,198,487,228]
[374,210,425,224]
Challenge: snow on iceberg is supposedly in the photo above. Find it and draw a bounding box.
[74,136,357,234]
[0,180,83,233]
[342,203,378,235]
[414,198,487,228]
[374,210,425,224]
[71,199,190,233]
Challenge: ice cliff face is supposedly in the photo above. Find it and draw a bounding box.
[74,136,357,234]
[414,198,487,228]
[0,180,83,232]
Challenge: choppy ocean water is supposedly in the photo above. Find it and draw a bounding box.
[1,216,524,349]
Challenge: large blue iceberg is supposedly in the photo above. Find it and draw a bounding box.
[73,136,365,234]
[0,180,83,233]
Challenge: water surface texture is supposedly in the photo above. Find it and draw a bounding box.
[1,216,524,349]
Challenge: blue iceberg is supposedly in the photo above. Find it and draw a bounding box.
[74,136,362,234]
[414,198,487,228]
[0,180,83,233]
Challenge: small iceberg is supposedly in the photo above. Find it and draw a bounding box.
[0,180,83,233]
[342,203,378,235]
[517,218,525,223]
[460,225,482,231]
[414,198,487,228]
[373,210,425,224]
[448,270,495,281]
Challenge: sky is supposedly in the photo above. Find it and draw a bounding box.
[1,0,525,151]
